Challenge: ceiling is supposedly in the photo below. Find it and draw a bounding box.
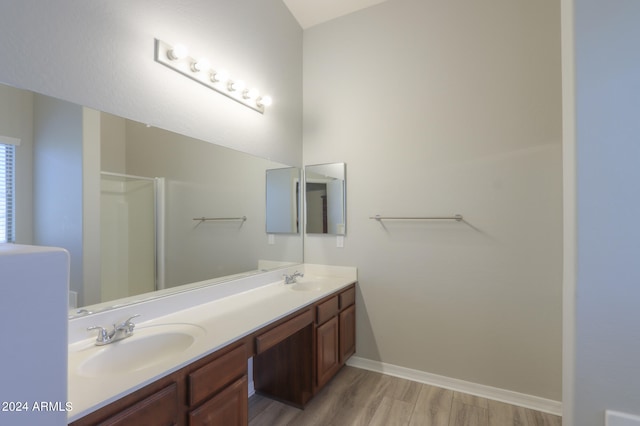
[282,0,390,29]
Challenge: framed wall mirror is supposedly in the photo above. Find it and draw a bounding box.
[305,163,346,235]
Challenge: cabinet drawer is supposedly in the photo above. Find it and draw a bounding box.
[188,344,246,407]
[316,296,339,325]
[255,309,313,354]
[98,383,178,426]
[339,287,355,309]
[188,376,248,426]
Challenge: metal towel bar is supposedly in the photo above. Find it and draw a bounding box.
[370,214,463,222]
[193,216,247,222]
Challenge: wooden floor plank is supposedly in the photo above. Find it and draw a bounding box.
[525,408,563,426]
[386,375,422,405]
[367,396,414,426]
[249,366,561,426]
[408,384,453,426]
[453,391,490,409]
[248,398,299,426]
[449,400,488,426]
[487,399,530,426]
[324,370,399,426]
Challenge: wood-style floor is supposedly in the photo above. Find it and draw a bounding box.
[248,366,562,426]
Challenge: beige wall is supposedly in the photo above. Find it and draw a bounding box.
[303,0,563,400]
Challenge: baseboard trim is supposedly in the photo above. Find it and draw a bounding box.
[346,356,562,416]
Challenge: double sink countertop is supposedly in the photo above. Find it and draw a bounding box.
[67,264,357,422]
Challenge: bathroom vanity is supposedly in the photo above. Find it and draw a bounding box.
[68,266,356,425]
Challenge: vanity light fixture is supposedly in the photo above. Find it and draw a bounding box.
[257,95,273,108]
[210,69,229,83]
[190,58,210,73]
[154,38,272,114]
[243,88,259,100]
[167,44,188,61]
[228,79,246,92]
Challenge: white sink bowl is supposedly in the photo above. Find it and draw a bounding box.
[287,276,330,292]
[73,323,205,378]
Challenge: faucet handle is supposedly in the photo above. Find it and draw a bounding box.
[115,314,141,335]
[124,314,141,324]
[87,326,111,344]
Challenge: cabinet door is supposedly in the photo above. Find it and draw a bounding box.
[188,376,248,426]
[316,316,340,388]
[188,344,246,407]
[97,383,178,426]
[339,304,356,363]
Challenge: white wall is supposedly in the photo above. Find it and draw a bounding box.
[33,95,85,303]
[571,0,640,424]
[0,0,302,167]
[304,0,563,401]
[0,245,69,426]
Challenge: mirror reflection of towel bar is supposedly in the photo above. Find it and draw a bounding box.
[370,214,463,222]
[193,216,247,222]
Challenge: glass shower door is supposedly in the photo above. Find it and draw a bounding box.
[100,172,163,302]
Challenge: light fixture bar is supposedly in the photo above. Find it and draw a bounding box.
[154,39,270,114]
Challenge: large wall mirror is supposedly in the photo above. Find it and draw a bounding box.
[305,163,346,235]
[0,82,303,316]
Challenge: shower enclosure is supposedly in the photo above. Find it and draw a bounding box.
[100,172,164,302]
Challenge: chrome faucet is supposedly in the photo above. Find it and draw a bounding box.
[87,314,140,346]
[283,271,304,284]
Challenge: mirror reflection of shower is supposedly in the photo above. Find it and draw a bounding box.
[100,172,165,303]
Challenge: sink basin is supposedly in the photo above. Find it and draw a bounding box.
[287,276,330,292]
[73,323,204,378]
[289,281,325,291]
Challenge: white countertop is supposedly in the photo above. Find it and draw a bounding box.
[67,264,356,422]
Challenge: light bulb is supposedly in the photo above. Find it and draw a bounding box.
[257,95,273,108]
[167,44,188,60]
[191,58,210,73]
[228,79,246,92]
[243,87,259,100]
[210,69,229,83]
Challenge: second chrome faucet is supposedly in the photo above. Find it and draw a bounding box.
[283,271,304,284]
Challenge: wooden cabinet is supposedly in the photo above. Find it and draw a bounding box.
[340,304,356,363]
[316,315,340,388]
[72,283,356,424]
[97,383,179,426]
[187,344,248,426]
[314,285,356,391]
[253,284,357,406]
[253,310,314,407]
[188,376,247,426]
[188,345,246,407]
[70,343,248,426]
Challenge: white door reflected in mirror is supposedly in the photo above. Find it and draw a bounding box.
[305,163,346,235]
